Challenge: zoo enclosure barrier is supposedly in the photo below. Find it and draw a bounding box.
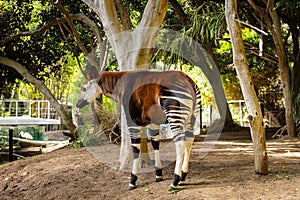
[0,99,57,119]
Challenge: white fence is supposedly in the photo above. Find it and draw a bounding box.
[0,99,61,125]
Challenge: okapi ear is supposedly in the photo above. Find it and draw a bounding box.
[89,66,99,80]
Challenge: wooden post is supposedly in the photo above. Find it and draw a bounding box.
[9,128,13,162]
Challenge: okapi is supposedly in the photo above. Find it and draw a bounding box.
[76,70,201,191]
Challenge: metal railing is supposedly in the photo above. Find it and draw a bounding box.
[0,99,55,120]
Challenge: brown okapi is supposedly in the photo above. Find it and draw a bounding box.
[76,70,201,191]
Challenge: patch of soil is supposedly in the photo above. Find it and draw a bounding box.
[1,129,300,200]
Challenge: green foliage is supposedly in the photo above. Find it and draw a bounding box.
[0,0,98,100]
[124,0,147,21]
[71,137,84,148]
[186,1,226,43]
[0,128,9,150]
[0,1,64,97]
[71,125,111,148]
[129,10,141,28]
[181,64,213,106]
[216,28,280,101]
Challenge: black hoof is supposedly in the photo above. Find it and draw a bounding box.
[181,171,188,182]
[156,176,164,182]
[127,184,136,190]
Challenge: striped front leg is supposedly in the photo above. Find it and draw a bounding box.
[127,126,142,190]
[148,124,163,182]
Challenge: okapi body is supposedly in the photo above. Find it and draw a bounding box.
[76,70,201,191]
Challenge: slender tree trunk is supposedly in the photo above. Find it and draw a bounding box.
[268,4,296,137]
[0,56,78,139]
[225,0,268,174]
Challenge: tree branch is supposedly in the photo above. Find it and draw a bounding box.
[47,0,104,71]
[222,38,278,64]
[169,0,190,25]
[0,19,58,45]
[57,19,87,79]
[47,0,89,55]
[265,0,272,14]
[81,0,101,18]
[138,0,168,28]
[114,0,132,30]
[0,14,101,46]
[82,0,123,35]
[236,19,268,36]
[248,0,264,15]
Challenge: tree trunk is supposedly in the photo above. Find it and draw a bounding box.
[203,40,235,131]
[290,17,300,130]
[247,0,296,137]
[267,3,296,137]
[82,0,168,169]
[0,56,78,139]
[293,51,300,132]
[225,0,268,174]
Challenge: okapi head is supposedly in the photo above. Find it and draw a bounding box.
[76,67,102,108]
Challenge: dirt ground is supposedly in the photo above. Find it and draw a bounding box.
[0,129,300,200]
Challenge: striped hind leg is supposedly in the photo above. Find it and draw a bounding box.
[127,126,142,190]
[166,112,188,191]
[179,136,194,185]
[148,124,163,182]
[168,115,196,190]
[159,87,194,190]
[169,131,187,191]
[179,115,196,185]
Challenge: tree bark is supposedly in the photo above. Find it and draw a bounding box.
[225,0,268,174]
[114,0,132,30]
[0,56,78,139]
[267,1,296,137]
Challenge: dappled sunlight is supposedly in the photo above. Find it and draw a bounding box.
[266,140,300,159]
[192,137,300,160]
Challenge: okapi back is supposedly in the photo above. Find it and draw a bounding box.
[97,70,199,126]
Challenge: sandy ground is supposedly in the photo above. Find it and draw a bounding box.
[0,129,300,200]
